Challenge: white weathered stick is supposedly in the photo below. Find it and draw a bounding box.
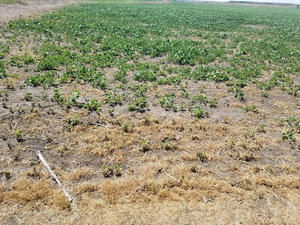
[165,172,180,183]
[36,150,72,203]
[89,122,104,127]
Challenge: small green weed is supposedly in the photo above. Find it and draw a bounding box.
[139,139,151,152]
[190,106,209,119]
[101,164,121,178]
[128,97,148,112]
[282,130,294,141]
[243,105,258,113]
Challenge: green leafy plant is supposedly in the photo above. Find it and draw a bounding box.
[121,122,133,133]
[25,92,33,101]
[37,56,59,71]
[83,99,101,112]
[17,106,25,114]
[101,164,121,178]
[0,61,7,78]
[69,90,80,105]
[159,93,176,111]
[105,91,123,107]
[128,97,148,113]
[282,130,294,141]
[0,90,8,97]
[243,105,258,113]
[25,71,57,88]
[197,151,208,162]
[139,139,151,152]
[67,115,80,127]
[5,80,15,90]
[190,105,209,119]
[52,89,65,104]
[15,130,25,142]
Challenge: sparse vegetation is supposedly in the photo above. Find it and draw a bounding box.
[139,139,151,152]
[160,93,176,111]
[128,97,148,112]
[24,92,33,101]
[83,99,101,112]
[67,115,80,127]
[197,151,208,162]
[190,106,209,119]
[101,164,121,178]
[282,130,294,141]
[15,130,25,142]
[243,104,258,113]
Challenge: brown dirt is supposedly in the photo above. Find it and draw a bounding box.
[0,0,80,23]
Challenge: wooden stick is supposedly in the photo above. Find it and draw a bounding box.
[41,104,57,109]
[89,122,104,127]
[165,172,180,183]
[36,150,72,203]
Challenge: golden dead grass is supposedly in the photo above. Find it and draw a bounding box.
[1,106,299,224]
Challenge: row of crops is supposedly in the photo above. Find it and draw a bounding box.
[0,3,299,117]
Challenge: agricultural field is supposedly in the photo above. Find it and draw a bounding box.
[0,1,299,224]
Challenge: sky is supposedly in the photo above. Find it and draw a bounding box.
[199,0,300,3]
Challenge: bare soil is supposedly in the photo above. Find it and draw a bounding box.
[0,0,78,22]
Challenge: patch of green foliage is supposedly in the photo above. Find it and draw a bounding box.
[0,42,9,59]
[0,61,7,78]
[1,2,300,118]
[101,164,121,178]
[243,105,258,113]
[105,91,124,107]
[83,99,101,112]
[25,71,57,88]
[9,53,34,68]
[128,97,148,113]
[160,93,177,111]
[190,105,209,119]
